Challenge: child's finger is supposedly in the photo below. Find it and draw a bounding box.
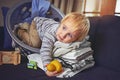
[45,64,48,67]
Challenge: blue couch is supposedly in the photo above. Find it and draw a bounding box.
[0,15,120,80]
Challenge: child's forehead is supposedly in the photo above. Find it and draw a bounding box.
[65,18,75,22]
[66,25,81,34]
[62,20,81,30]
[62,19,76,26]
[71,30,81,38]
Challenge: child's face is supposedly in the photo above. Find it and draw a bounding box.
[56,20,80,43]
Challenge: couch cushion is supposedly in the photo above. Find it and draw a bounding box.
[88,17,100,50]
[92,15,120,71]
[0,62,120,80]
[72,66,120,80]
[1,7,14,50]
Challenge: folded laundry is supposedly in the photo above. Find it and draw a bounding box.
[52,38,95,78]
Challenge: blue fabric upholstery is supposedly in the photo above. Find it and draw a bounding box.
[0,15,120,80]
[91,15,120,71]
[0,27,4,50]
[1,7,14,50]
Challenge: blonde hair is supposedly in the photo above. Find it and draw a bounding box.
[61,12,90,41]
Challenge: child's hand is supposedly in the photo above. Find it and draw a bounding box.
[46,59,63,77]
[47,60,62,72]
[46,70,59,77]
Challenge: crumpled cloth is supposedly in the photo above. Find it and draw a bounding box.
[53,36,91,59]
[24,0,50,22]
[31,0,50,18]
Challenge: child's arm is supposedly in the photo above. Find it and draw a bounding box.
[33,17,59,72]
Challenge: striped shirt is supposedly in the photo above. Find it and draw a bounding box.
[33,17,59,68]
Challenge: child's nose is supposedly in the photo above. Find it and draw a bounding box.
[61,32,67,39]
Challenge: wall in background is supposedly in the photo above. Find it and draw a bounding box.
[1,0,118,27]
[0,0,84,27]
[0,0,21,27]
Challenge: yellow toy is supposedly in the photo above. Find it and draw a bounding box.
[47,59,62,73]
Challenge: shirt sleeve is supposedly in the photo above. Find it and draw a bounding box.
[39,32,57,69]
[33,17,59,40]
[33,17,59,71]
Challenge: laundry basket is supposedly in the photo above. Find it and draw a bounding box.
[6,0,64,55]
